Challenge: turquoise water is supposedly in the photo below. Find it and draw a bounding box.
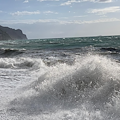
[0,35,120,50]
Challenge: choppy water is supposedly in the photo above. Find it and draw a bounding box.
[0,35,120,120]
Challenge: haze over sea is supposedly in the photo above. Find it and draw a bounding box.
[1,35,120,120]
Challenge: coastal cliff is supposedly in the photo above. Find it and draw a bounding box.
[0,25,27,40]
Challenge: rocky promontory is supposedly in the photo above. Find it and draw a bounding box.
[0,25,27,40]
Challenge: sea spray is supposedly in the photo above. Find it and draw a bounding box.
[6,54,120,119]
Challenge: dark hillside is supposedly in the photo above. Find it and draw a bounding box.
[0,25,27,40]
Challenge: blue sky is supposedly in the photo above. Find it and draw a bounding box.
[0,0,120,39]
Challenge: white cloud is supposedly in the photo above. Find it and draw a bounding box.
[3,18,120,39]
[61,0,81,6]
[1,17,120,25]
[0,10,2,13]
[73,15,87,17]
[23,0,29,3]
[43,11,58,14]
[88,6,120,15]
[37,0,59,1]
[11,11,41,15]
[80,18,120,24]
[97,0,112,3]
[61,0,113,6]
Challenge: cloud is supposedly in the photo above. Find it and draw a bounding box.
[0,10,3,13]
[43,11,58,14]
[73,15,87,17]
[6,18,120,39]
[10,10,58,16]
[11,11,41,16]
[88,6,120,15]
[61,0,81,6]
[37,0,59,1]
[97,0,112,3]
[23,0,29,3]
[80,18,120,24]
[1,17,120,25]
[61,0,113,6]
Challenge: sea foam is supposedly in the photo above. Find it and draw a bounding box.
[6,54,120,120]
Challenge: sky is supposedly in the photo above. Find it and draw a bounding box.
[0,0,120,39]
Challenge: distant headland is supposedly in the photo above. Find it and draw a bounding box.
[0,25,27,40]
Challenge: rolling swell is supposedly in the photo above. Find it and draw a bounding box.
[8,55,120,119]
[0,48,24,57]
[100,47,120,53]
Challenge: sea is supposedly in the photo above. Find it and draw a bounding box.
[0,35,120,120]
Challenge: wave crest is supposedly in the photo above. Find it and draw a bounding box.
[7,54,120,119]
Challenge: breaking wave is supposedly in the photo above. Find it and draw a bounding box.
[7,54,120,119]
[0,57,44,69]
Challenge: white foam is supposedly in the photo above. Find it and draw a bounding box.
[1,54,120,119]
[0,57,45,69]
